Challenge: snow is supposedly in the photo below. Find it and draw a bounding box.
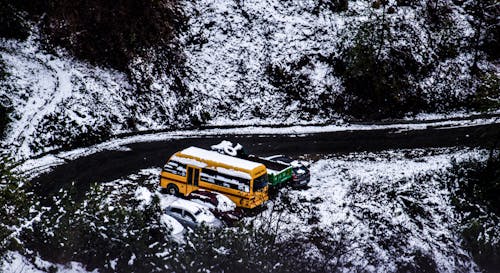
[24,148,487,272]
[160,215,185,236]
[170,155,208,169]
[214,192,237,212]
[168,199,218,224]
[2,251,97,273]
[0,36,132,158]
[180,146,262,171]
[255,148,485,272]
[79,147,487,272]
[134,186,153,208]
[214,166,252,180]
[169,198,207,215]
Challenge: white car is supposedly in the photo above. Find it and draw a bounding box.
[165,199,224,229]
[160,214,185,238]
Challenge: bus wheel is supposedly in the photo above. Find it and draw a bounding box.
[166,184,179,196]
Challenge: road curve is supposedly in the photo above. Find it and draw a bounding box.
[31,122,500,196]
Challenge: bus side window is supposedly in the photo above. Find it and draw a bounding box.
[163,160,187,176]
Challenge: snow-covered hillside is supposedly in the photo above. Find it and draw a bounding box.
[1,0,499,158]
[0,37,191,157]
[4,148,493,272]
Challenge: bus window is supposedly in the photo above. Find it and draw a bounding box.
[253,174,268,192]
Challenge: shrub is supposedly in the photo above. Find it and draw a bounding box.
[463,0,500,61]
[0,104,9,140]
[0,152,30,258]
[44,0,185,71]
[396,0,418,7]
[0,59,9,140]
[311,0,349,14]
[30,111,112,153]
[335,21,428,119]
[473,73,500,112]
[0,59,11,139]
[447,151,500,272]
[11,0,186,71]
[265,63,323,116]
[0,0,30,40]
[24,185,177,273]
[425,1,454,30]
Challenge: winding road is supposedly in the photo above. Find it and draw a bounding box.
[29,117,500,196]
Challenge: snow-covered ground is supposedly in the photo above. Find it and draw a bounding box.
[2,251,95,273]
[261,148,485,272]
[6,148,488,272]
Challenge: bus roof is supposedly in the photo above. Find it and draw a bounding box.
[176,146,263,172]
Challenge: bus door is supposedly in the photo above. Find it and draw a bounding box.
[186,166,200,194]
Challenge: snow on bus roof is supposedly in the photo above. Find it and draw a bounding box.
[179,146,263,171]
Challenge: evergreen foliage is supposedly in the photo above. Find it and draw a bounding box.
[1,0,186,72]
[0,0,30,40]
[473,73,500,112]
[25,185,176,273]
[29,112,112,152]
[0,104,9,141]
[38,0,186,71]
[335,19,428,119]
[447,151,500,272]
[0,152,30,258]
[0,58,10,140]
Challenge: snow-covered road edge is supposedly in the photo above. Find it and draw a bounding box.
[16,116,500,178]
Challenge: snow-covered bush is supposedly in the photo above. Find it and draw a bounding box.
[310,0,349,14]
[0,153,30,259]
[336,18,429,119]
[24,184,177,273]
[446,151,500,272]
[473,73,500,112]
[0,0,30,41]
[37,0,186,71]
[0,58,9,140]
[29,111,112,152]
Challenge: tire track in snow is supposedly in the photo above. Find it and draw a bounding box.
[1,46,75,157]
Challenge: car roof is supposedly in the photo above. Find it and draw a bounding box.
[267,155,292,163]
[169,199,206,215]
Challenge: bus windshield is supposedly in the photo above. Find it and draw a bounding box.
[253,174,268,192]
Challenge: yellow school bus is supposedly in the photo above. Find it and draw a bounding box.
[160,146,269,209]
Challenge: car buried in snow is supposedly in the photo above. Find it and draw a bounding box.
[164,199,224,229]
[185,189,244,226]
[160,214,185,238]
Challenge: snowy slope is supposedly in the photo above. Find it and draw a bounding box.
[0,37,130,157]
[0,37,188,158]
[1,0,498,158]
[8,148,487,272]
[180,0,490,123]
[259,148,485,272]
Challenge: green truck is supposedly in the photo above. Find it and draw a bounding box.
[211,140,293,187]
[246,155,293,187]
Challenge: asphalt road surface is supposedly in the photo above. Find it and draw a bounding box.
[31,122,500,196]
